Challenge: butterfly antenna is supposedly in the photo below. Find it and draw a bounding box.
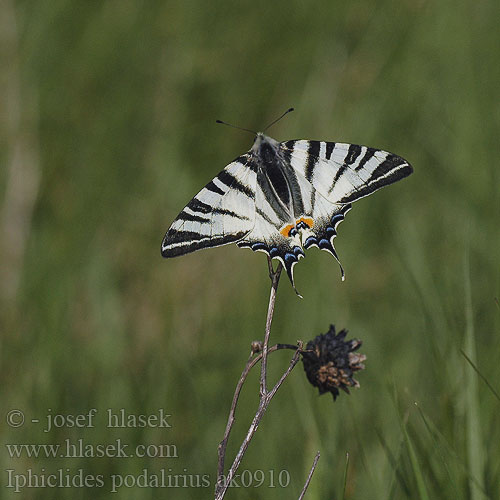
[263,107,294,133]
[215,120,257,135]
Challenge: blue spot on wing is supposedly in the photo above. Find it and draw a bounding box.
[294,246,305,257]
[304,236,317,249]
[251,242,268,252]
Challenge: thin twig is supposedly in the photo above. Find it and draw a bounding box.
[267,343,302,400]
[216,343,298,479]
[215,349,300,499]
[260,256,282,397]
[217,350,254,480]
[298,451,321,500]
[215,258,304,500]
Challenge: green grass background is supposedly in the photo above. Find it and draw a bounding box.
[1,0,499,498]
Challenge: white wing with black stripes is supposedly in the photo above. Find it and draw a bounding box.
[282,140,411,205]
[161,154,257,257]
[161,130,413,294]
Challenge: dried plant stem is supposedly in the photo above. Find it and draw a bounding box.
[216,343,297,480]
[215,258,303,500]
[216,351,255,482]
[260,257,282,396]
[215,351,301,499]
[298,451,321,500]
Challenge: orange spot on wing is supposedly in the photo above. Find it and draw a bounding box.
[299,217,314,228]
[280,224,295,237]
[279,217,315,238]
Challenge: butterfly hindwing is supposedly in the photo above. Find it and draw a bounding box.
[238,177,305,287]
[238,164,351,285]
[161,155,257,257]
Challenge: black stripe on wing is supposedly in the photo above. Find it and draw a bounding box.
[217,170,255,199]
[161,154,256,258]
[211,207,251,219]
[175,212,209,223]
[164,230,248,257]
[338,153,412,204]
[325,142,335,160]
[205,180,225,195]
[355,147,376,171]
[305,140,321,182]
[327,144,363,194]
[187,198,212,214]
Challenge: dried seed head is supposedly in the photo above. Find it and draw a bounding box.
[301,325,366,401]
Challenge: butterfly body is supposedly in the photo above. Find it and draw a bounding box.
[161,131,412,291]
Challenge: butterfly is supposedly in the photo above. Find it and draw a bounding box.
[161,112,413,293]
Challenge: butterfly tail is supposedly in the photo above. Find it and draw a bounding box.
[281,247,305,298]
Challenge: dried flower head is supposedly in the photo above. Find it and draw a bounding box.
[301,325,366,401]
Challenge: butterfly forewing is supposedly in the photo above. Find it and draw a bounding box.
[282,140,412,205]
[161,155,257,257]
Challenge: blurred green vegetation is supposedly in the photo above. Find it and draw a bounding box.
[1,0,499,498]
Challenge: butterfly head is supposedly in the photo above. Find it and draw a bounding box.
[252,133,280,163]
[252,132,279,147]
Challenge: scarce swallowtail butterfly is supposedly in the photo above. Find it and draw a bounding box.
[161,110,413,294]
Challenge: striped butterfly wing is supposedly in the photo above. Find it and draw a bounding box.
[237,175,307,286]
[161,155,257,257]
[279,139,413,277]
[283,140,413,204]
[238,155,352,287]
